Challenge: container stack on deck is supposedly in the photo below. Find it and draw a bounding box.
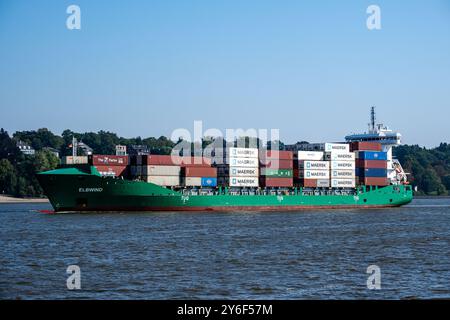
[294,151,330,187]
[217,147,259,187]
[352,142,389,186]
[89,155,128,177]
[324,143,356,188]
[181,159,217,187]
[259,150,294,187]
[130,155,181,186]
[64,139,393,190]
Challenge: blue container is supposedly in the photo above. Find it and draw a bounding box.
[201,177,217,187]
[355,168,361,176]
[359,168,387,177]
[358,151,387,161]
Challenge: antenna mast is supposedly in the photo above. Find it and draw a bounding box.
[370,106,376,131]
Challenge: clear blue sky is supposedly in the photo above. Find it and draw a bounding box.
[0,0,449,147]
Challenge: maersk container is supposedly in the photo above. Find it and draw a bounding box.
[331,178,355,188]
[300,170,330,179]
[228,167,259,177]
[228,147,259,158]
[146,175,180,186]
[201,177,217,187]
[143,165,181,176]
[330,161,355,170]
[229,157,259,167]
[260,168,293,177]
[325,152,355,161]
[356,151,388,161]
[331,170,355,178]
[226,177,259,187]
[357,168,387,177]
[299,160,329,170]
[324,143,350,153]
[297,151,324,161]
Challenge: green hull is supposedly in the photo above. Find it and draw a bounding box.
[37,167,413,212]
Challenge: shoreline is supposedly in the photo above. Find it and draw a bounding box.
[0,195,49,204]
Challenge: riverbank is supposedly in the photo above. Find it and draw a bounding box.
[0,195,49,203]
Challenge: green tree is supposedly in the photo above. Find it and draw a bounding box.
[0,159,17,194]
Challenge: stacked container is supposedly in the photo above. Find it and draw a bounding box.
[181,166,217,187]
[325,143,356,188]
[130,155,181,186]
[61,156,88,165]
[259,150,294,187]
[294,151,330,187]
[354,145,389,186]
[217,148,259,187]
[89,155,128,177]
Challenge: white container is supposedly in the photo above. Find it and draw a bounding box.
[228,147,259,158]
[228,157,259,167]
[228,176,259,187]
[331,170,355,178]
[325,152,355,161]
[330,161,355,170]
[331,178,356,188]
[317,179,330,187]
[142,165,181,176]
[183,177,202,186]
[297,151,324,161]
[300,170,330,179]
[229,167,259,177]
[145,175,180,186]
[299,160,329,170]
[324,143,350,153]
[61,156,88,164]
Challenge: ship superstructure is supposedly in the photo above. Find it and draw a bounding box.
[345,107,407,184]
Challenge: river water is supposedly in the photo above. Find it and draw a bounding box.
[1,198,450,299]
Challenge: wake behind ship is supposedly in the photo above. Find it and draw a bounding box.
[37,110,413,212]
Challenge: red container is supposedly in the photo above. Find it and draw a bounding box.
[357,177,389,186]
[95,165,127,177]
[260,177,293,187]
[356,159,387,169]
[298,179,317,188]
[260,159,293,169]
[90,155,128,166]
[142,155,174,165]
[183,167,217,177]
[180,156,212,167]
[260,150,293,160]
[350,142,382,152]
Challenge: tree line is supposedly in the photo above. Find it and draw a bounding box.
[0,128,449,197]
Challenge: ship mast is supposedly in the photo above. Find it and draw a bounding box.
[370,106,376,132]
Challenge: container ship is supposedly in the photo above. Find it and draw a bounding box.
[37,109,413,212]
